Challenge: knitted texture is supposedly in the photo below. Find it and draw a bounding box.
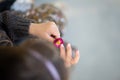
[0,30,13,46]
[0,11,33,45]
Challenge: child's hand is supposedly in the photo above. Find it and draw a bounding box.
[29,22,60,42]
[60,44,80,68]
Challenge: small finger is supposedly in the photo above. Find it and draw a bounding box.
[71,50,80,65]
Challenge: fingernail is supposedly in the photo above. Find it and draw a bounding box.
[67,43,71,47]
[76,50,80,55]
[61,44,64,47]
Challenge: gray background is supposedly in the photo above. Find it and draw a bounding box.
[36,0,120,80]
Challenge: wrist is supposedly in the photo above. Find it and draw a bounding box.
[29,23,37,36]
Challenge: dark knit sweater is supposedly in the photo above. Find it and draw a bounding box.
[0,0,15,12]
[0,11,33,46]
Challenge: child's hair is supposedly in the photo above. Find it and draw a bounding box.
[25,3,67,33]
[19,38,60,59]
[0,39,69,80]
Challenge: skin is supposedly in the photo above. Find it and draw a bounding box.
[29,22,60,42]
[60,44,80,68]
[29,21,80,67]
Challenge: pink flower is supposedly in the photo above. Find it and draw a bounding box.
[54,38,64,48]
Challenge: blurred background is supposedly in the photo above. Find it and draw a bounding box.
[35,0,120,80]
